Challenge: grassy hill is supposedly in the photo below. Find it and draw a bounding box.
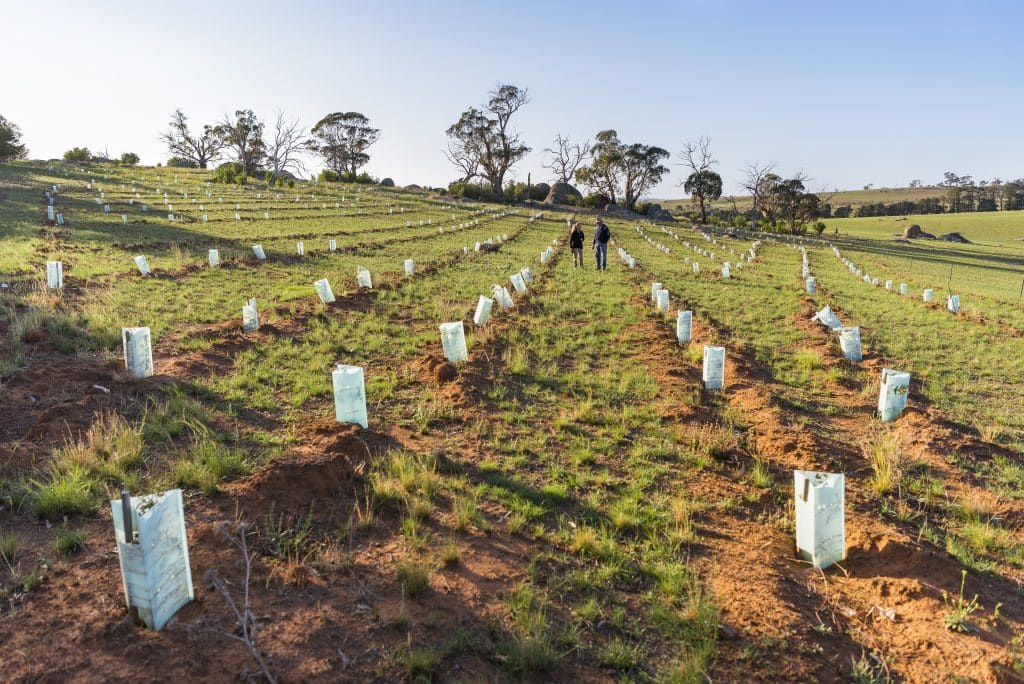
[660,184,949,213]
[2,160,1023,682]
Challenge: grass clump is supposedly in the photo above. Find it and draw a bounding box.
[396,559,432,598]
[26,465,103,520]
[172,436,250,494]
[863,430,905,495]
[53,527,88,556]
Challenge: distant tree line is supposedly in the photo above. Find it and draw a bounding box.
[831,172,1024,217]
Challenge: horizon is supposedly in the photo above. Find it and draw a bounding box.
[4,0,1023,198]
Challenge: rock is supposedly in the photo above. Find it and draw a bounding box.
[902,224,935,239]
[544,181,583,205]
[380,178,395,187]
[404,184,421,191]
[938,232,971,244]
[533,182,550,200]
[647,203,676,223]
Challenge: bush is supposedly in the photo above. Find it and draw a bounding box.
[339,171,374,184]
[166,156,198,168]
[634,201,651,215]
[448,181,498,202]
[63,147,92,163]
[581,193,609,209]
[813,220,827,235]
[318,169,340,183]
[212,161,242,184]
[119,152,140,166]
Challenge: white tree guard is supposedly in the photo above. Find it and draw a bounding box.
[296,242,305,256]
[805,277,815,294]
[404,259,415,275]
[208,249,219,268]
[492,285,514,309]
[676,310,692,343]
[252,244,266,260]
[46,261,63,289]
[333,364,368,428]
[922,288,934,302]
[839,326,862,362]
[899,283,908,295]
[439,321,468,364]
[948,294,960,313]
[313,278,336,304]
[242,298,259,332]
[473,295,493,326]
[656,289,670,312]
[111,489,194,630]
[122,327,154,379]
[651,282,662,302]
[357,268,373,289]
[520,267,533,283]
[811,305,842,330]
[877,368,911,422]
[702,345,725,390]
[134,255,151,275]
[510,272,527,293]
[329,239,337,252]
[793,471,845,570]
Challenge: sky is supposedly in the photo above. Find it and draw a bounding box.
[3,0,1022,198]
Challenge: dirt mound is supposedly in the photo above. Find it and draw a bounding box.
[227,421,396,515]
[413,353,457,384]
[0,353,155,475]
[903,224,935,239]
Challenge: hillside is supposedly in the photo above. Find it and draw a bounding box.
[1,160,1023,682]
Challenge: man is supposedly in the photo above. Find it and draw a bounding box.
[592,217,611,270]
[569,221,585,268]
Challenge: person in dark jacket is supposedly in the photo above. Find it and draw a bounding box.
[592,218,611,270]
[569,222,585,268]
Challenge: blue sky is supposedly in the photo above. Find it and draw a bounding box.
[4,0,1022,197]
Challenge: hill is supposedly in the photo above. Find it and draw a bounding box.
[2,160,1023,682]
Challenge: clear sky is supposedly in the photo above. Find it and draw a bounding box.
[3,0,1022,197]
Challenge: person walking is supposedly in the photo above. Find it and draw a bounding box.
[593,217,611,270]
[569,221,585,268]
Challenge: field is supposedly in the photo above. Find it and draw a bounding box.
[2,161,1023,682]
[662,185,951,214]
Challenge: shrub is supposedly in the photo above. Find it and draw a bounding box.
[166,156,198,168]
[339,171,374,184]
[581,193,610,209]
[54,527,88,556]
[63,147,92,163]
[634,201,651,215]
[119,152,140,166]
[448,181,498,202]
[212,161,242,184]
[318,169,340,183]
[813,220,827,235]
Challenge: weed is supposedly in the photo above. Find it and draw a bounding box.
[942,570,981,632]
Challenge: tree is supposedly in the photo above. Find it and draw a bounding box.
[310,112,380,177]
[621,143,670,210]
[678,137,718,222]
[0,115,27,164]
[159,109,226,169]
[63,147,92,162]
[739,161,776,228]
[120,152,140,166]
[542,133,590,184]
[575,130,624,205]
[683,170,723,223]
[264,110,308,187]
[217,110,265,176]
[445,84,530,199]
